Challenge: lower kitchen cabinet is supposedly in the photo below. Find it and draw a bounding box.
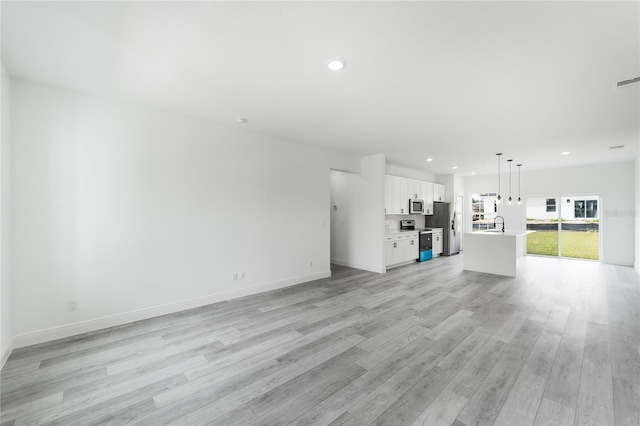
[432,229,443,256]
[385,233,419,267]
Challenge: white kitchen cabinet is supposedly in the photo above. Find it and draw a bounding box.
[432,228,443,256]
[406,235,419,260]
[385,232,419,266]
[434,184,445,202]
[386,175,409,214]
[384,175,394,214]
[385,175,444,215]
[390,176,401,214]
[385,241,395,266]
[398,177,409,214]
[424,182,434,215]
[407,179,421,200]
[387,176,401,214]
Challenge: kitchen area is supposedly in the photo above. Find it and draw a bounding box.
[329,162,465,275]
[384,174,462,269]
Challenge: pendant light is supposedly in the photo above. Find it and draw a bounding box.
[496,153,502,204]
[517,164,522,205]
[507,159,513,205]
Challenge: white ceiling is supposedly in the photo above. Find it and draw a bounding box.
[2,1,639,176]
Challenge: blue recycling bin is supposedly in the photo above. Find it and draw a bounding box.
[419,250,433,262]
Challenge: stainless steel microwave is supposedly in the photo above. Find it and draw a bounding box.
[409,199,424,214]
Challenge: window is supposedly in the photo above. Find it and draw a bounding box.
[573,199,598,219]
[546,198,556,212]
[471,197,484,214]
[471,193,497,231]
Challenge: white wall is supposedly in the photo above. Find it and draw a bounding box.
[10,79,359,347]
[465,161,635,266]
[330,154,386,273]
[636,149,640,272]
[436,174,464,204]
[1,65,12,366]
[526,197,560,220]
[385,164,435,182]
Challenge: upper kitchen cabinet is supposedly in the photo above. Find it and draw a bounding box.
[384,175,394,214]
[424,182,434,215]
[385,175,439,215]
[385,175,409,214]
[434,183,445,202]
[407,180,421,200]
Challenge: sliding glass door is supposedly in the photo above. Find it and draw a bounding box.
[559,196,599,260]
[526,197,559,256]
[526,195,599,260]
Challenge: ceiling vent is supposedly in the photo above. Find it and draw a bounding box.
[617,77,640,87]
[609,145,625,150]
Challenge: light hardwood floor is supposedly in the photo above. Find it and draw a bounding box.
[1,255,639,425]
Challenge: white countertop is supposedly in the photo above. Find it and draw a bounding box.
[471,230,534,236]
[386,229,419,235]
[386,227,443,236]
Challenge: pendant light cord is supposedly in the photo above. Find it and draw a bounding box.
[508,159,512,201]
[496,153,502,202]
[517,163,522,204]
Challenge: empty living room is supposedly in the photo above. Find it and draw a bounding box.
[1,2,639,425]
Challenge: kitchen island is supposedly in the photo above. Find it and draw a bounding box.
[463,230,533,277]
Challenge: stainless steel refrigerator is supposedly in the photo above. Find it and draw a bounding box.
[426,196,463,256]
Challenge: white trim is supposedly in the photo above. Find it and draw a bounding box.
[383,259,418,270]
[1,338,13,369]
[12,270,331,349]
[330,258,385,274]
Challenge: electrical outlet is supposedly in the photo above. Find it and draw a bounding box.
[240,272,246,280]
[232,272,238,280]
[68,300,78,311]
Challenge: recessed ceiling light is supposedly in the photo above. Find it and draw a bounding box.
[327,58,346,71]
[236,117,248,124]
[561,151,570,155]
[471,172,476,175]
[452,166,458,170]
[426,158,433,162]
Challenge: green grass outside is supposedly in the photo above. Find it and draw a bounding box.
[526,230,599,260]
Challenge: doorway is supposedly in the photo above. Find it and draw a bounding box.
[525,195,599,260]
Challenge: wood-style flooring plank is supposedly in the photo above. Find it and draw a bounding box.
[612,377,640,426]
[575,322,615,426]
[410,389,468,426]
[492,371,546,426]
[533,397,575,426]
[542,340,584,409]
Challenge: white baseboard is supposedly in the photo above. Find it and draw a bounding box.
[12,270,331,349]
[331,258,385,274]
[1,338,13,369]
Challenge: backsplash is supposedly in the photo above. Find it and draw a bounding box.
[385,214,426,232]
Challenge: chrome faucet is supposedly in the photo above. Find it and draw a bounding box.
[494,216,505,233]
